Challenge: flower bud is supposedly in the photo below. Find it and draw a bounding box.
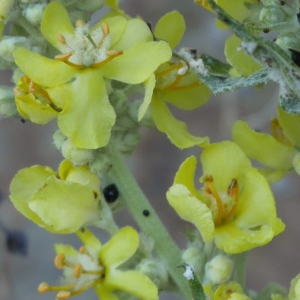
[136,259,168,289]
[0,36,31,63]
[89,150,111,174]
[182,246,204,275]
[52,130,67,151]
[0,86,18,117]
[259,7,286,26]
[276,32,300,52]
[22,3,46,25]
[75,0,105,11]
[110,90,127,114]
[205,255,234,285]
[62,138,94,166]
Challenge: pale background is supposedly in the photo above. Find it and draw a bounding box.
[0,1,299,299]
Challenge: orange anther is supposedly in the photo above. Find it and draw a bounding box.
[56,291,71,299]
[101,23,109,36]
[54,253,65,269]
[79,246,87,254]
[74,264,82,278]
[106,50,123,57]
[227,178,238,197]
[23,75,30,84]
[76,20,85,27]
[38,282,50,293]
[55,52,72,61]
[57,34,66,45]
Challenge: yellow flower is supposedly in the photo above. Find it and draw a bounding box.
[13,1,172,149]
[232,105,300,183]
[38,227,158,300]
[167,141,285,254]
[9,160,101,233]
[139,11,211,149]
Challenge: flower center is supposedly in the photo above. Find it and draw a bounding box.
[38,246,104,299]
[55,21,123,68]
[203,175,239,226]
[270,118,292,146]
[154,61,201,91]
[14,75,61,111]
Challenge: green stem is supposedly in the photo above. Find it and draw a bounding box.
[105,142,191,299]
[233,251,249,289]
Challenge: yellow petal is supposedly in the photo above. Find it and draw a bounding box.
[9,165,55,228]
[101,41,172,84]
[100,227,139,268]
[57,69,116,149]
[154,11,185,49]
[14,48,75,87]
[225,35,262,77]
[41,1,74,51]
[138,73,156,121]
[167,184,215,243]
[151,94,209,148]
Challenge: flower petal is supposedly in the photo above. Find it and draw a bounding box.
[101,41,172,84]
[54,244,79,256]
[9,165,55,227]
[174,156,203,199]
[100,226,138,268]
[28,176,100,233]
[15,94,59,124]
[225,35,262,76]
[214,168,285,254]
[162,74,210,110]
[167,184,215,243]
[94,281,118,300]
[112,18,152,50]
[154,11,185,49]
[232,120,296,171]
[277,105,300,149]
[14,48,75,87]
[41,1,74,51]
[76,228,102,252]
[138,73,156,121]
[105,269,158,300]
[200,141,252,192]
[57,69,116,149]
[151,94,209,148]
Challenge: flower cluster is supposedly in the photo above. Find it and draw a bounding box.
[0,0,299,299]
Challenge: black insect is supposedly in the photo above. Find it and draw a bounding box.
[289,49,300,67]
[103,184,119,203]
[142,210,150,217]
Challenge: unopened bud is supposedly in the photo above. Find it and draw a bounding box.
[22,3,46,25]
[205,255,234,285]
[0,36,31,62]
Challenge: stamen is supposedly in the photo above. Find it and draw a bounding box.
[155,63,182,78]
[86,34,97,49]
[57,291,71,299]
[101,23,109,36]
[164,74,183,90]
[223,179,239,223]
[54,253,75,269]
[74,264,82,278]
[76,20,85,27]
[91,54,120,68]
[271,118,292,146]
[24,75,30,84]
[55,52,73,61]
[79,246,87,254]
[57,34,66,45]
[38,282,75,293]
[204,176,224,226]
[106,50,123,57]
[55,253,65,269]
[29,81,35,93]
[163,81,201,91]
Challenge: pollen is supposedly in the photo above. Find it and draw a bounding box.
[57,34,66,45]
[38,282,50,293]
[57,291,72,299]
[54,253,66,269]
[271,118,292,146]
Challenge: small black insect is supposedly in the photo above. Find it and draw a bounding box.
[6,230,28,255]
[289,49,300,67]
[142,209,150,217]
[103,184,119,203]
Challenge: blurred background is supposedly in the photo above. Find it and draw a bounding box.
[0,0,299,299]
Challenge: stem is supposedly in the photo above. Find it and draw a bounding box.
[233,251,249,289]
[105,142,191,299]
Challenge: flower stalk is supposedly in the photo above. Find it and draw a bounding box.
[105,142,191,299]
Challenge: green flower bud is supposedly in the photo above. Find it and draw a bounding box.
[0,86,18,117]
[62,138,94,166]
[129,100,155,128]
[136,258,169,289]
[113,129,141,157]
[276,32,300,52]
[259,6,286,25]
[89,150,111,174]
[110,90,127,114]
[182,246,204,275]
[12,68,24,84]
[22,3,46,25]
[52,130,67,151]
[0,36,31,63]
[75,0,105,11]
[205,255,234,285]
